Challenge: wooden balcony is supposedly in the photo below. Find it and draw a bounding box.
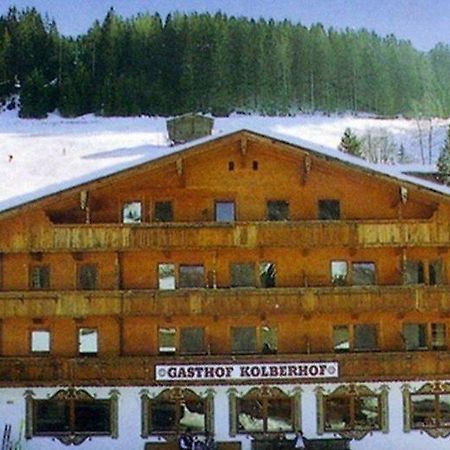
[1,351,449,387]
[0,285,448,318]
[4,219,450,253]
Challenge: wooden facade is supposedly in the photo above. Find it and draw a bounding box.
[4,130,450,449]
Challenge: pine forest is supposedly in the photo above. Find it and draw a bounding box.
[2,7,450,119]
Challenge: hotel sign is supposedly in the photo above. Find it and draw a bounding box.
[155,361,339,382]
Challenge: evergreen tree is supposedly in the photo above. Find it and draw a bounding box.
[19,68,48,118]
[437,125,450,185]
[338,128,362,157]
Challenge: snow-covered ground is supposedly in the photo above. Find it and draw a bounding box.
[0,108,448,212]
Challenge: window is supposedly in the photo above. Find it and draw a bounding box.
[30,266,50,289]
[261,326,278,354]
[28,389,117,441]
[78,264,97,290]
[228,161,235,171]
[430,260,443,285]
[404,260,443,285]
[318,200,340,220]
[332,324,377,352]
[78,328,98,356]
[354,324,377,351]
[267,200,289,221]
[154,201,173,222]
[31,330,50,353]
[180,327,205,354]
[215,201,235,222]
[431,323,446,350]
[404,383,450,435]
[352,262,376,285]
[142,388,211,436]
[403,323,446,351]
[259,262,276,288]
[318,385,387,438]
[404,261,425,284]
[234,387,296,434]
[331,261,347,285]
[179,265,204,288]
[159,327,176,354]
[231,326,277,354]
[252,160,259,171]
[158,263,176,290]
[232,327,256,353]
[122,201,142,224]
[403,323,427,350]
[231,263,255,287]
[333,325,350,352]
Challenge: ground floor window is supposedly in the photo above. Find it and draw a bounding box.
[141,388,214,438]
[25,389,118,445]
[317,384,388,440]
[403,382,450,438]
[229,386,301,436]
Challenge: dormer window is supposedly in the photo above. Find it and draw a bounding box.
[122,201,142,224]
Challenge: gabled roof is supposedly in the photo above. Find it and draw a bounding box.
[2,127,450,218]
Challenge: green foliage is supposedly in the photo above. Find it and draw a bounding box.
[19,68,49,118]
[437,125,450,184]
[3,8,450,117]
[338,128,362,157]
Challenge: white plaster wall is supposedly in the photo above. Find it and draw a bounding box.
[0,382,449,450]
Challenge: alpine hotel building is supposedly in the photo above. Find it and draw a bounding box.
[1,128,450,450]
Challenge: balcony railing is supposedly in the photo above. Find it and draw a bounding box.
[2,219,450,252]
[0,285,448,318]
[0,351,449,387]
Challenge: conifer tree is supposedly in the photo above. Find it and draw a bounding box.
[437,125,450,185]
[338,128,362,157]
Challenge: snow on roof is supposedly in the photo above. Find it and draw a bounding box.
[0,112,449,216]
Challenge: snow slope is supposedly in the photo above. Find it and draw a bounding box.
[0,109,448,213]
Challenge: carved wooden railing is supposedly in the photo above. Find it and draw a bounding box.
[2,219,450,252]
[0,285,447,318]
[0,351,449,386]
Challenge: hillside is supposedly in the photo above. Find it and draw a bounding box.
[0,109,447,212]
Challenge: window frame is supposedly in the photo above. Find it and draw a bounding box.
[351,261,376,286]
[403,382,450,438]
[26,388,118,443]
[141,388,213,437]
[30,329,51,354]
[158,263,176,290]
[230,262,255,288]
[231,387,300,436]
[78,328,99,356]
[318,199,341,220]
[214,200,236,222]
[179,265,205,289]
[29,265,50,290]
[332,324,378,352]
[158,326,207,355]
[317,384,388,439]
[122,201,143,224]
[330,260,348,286]
[77,264,98,290]
[266,200,290,221]
[154,201,174,222]
[231,326,278,354]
